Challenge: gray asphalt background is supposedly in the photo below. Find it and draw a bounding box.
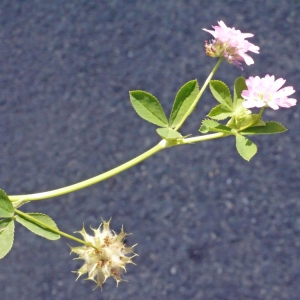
[0,1,300,299]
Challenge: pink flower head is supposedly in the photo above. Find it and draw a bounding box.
[203,20,259,69]
[242,75,297,110]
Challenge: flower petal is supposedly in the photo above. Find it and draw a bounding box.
[242,75,297,110]
[203,20,259,68]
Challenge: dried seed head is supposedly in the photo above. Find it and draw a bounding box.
[71,220,137,289]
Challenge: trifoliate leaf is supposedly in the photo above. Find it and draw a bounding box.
[169,80,199,128]
[0,219,14,259]
[156,128,183,140]
[236,134,257,161]
[239,121,287,135]
[209,80,233,109]
[0,189,14,218]
[16,213,60,240]
[129,90,168,127]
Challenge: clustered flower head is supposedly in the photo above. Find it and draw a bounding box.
[71,220,137,289]
[242,75,297,110]
[203,20,259,69]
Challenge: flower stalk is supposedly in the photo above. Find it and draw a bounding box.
[174,57,223,131]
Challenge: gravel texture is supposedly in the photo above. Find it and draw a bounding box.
[0,1,300,299]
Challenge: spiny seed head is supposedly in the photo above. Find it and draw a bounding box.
[70,220,137,289]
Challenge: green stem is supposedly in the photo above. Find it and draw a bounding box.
[258,107,265,118]
[9,132,228,203]
[9,140,167,202]
[14,208,96,248]
[174,57,223,131]
[183,132,227,144]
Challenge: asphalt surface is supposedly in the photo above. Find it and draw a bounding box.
[0,1,300,299]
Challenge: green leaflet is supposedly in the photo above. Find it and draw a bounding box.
[0,220,14,259]
[169,80,199,128]
[236,134,257,161]
[129,90,168,127]
[156,128,183,140]
[209,80,233,109]
[208,104,234,120]
[239,121,287,135]
[0,218,11,232]
[199,119,233,134]
[0,189,14,218]
[16,213,60,240]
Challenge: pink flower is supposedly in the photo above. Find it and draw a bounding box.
[242,75,297,110]
[203,20,259,69]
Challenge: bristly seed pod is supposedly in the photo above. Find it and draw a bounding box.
[70,220,137,289]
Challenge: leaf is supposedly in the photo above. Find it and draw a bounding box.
[0,220,14,259]
[199,119,233,134]
[208,104,234,120]
[129,90,168,127]
[236,134,257,161]
[233,77,247,109]
[209,80,233,109]
[0,189,14,218]
[169,80,199,127]
[16,213,60,240]
[156,128,183,140]
[239,121,287,135]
